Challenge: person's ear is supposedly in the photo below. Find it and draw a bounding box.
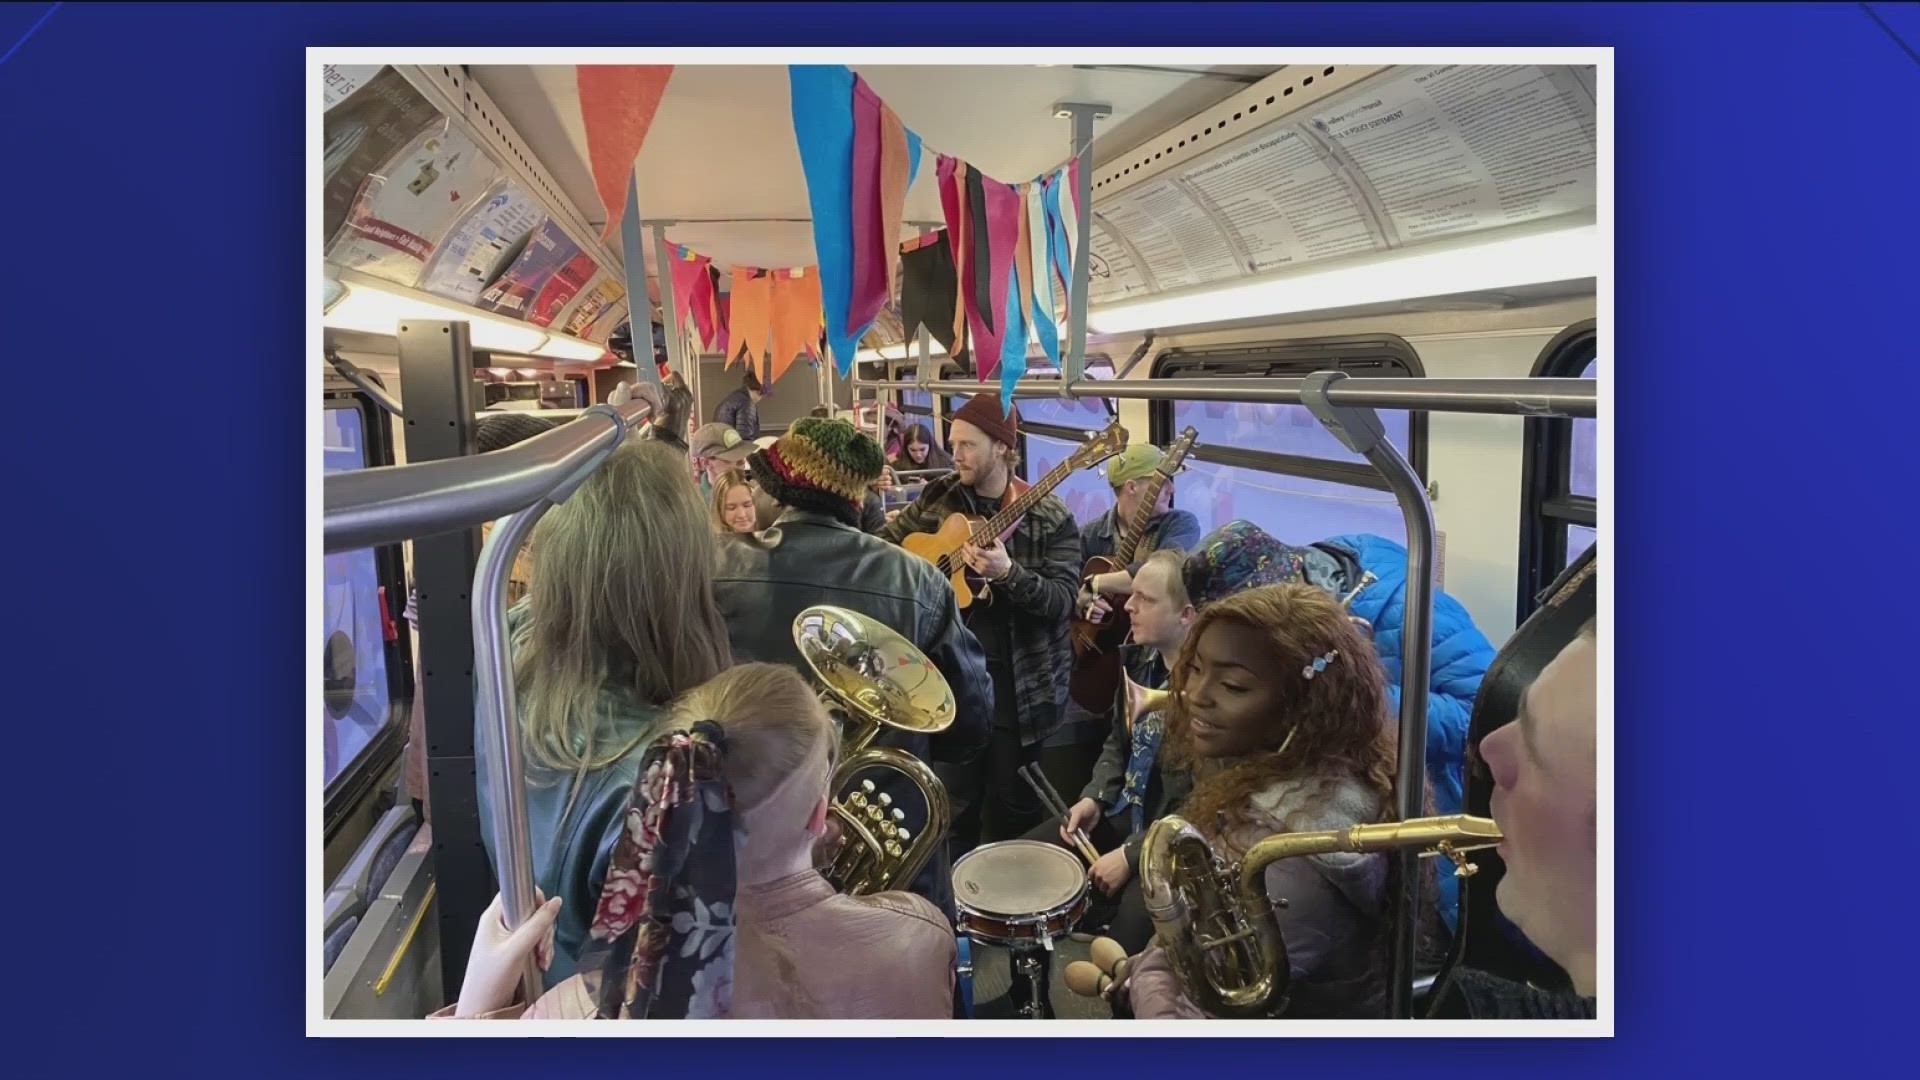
[806,794,830,838]
[1177,604,1196,630]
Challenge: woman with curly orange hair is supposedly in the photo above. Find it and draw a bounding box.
[1126,582,1416,1019]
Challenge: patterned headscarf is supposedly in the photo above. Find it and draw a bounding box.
[576,721,739,1019]
[1181,520,1309,608]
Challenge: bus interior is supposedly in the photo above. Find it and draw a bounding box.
[318,58,1600,1023]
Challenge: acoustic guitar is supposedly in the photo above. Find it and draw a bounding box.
[1067,426,1198,712]
[899,422,1129,610]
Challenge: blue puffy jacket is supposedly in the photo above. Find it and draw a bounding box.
[1322,533,1496,930]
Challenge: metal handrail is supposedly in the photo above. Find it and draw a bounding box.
[852,375,1596,418]
[323,400,652,555]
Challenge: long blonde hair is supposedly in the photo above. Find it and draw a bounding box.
[513,439,733,779]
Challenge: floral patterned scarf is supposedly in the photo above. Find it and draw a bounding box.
[576,721,738,1019]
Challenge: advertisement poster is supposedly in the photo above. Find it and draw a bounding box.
[416,180,546,306]
[478,219,584,321]
[527,248,600,328]
[322,64,386,110]
[326,126,502,286]
[322,66,441,243]
[558,275,625,338]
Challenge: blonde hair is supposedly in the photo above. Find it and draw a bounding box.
[661,663,835,1018]
[514,439,733,781]
[1139,548,1191,608]
[709,468,755,533]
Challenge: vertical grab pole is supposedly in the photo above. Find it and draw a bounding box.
[471,403,635,1003]
[618,170,663,395]
[1053,100,1108,389]
[1300,371,1435,1020]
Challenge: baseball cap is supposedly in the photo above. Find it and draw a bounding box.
[1105,443,1167,486]
[690,423,753,463]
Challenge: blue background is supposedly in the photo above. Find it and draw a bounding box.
[2,0,1914,1068]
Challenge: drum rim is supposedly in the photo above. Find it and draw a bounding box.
[951,839,1088,917]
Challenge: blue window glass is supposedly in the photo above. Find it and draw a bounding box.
[1569,357,1598,499]
[1178,458,1406,545]
[321,407,392,788]
[1024,430,1119,528]
[1172,398,1411,465]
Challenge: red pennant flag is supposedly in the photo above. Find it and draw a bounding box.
[575,66,674,240]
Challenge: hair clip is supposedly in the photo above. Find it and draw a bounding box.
[1301,649,1340,680]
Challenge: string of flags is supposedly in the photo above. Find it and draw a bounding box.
[790,64,1085,409]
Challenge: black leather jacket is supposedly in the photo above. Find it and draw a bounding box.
[713,508,993,913]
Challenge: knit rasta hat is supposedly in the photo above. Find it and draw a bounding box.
[949,394,1020,448]
[746,417,886,527]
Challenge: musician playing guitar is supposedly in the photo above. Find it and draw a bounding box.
[1075,440,1202,631]
[880,396,1092,850]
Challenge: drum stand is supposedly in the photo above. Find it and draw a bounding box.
[1009,937,1056,1020]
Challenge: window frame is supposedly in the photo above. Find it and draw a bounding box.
[322,389,414,839]
[1147,334,1430,494]
[1515,319,1599,624]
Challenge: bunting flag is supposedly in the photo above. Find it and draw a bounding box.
[789,66,923,376]
[898,229,968,364]
[669,244,721,350]
[728,267,773,371]
[767,266,824,385]
[725,264,823,385]
[1024,181,1060,366]
[575,66,674,240]
[787,64,1085,403]
[712,289,731,359]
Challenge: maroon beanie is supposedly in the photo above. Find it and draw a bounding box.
[949,395,1020,448]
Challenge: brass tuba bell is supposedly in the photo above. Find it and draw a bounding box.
[1120,669,1172,736]
[792,605,955,896]
[1138,813,1502,1018]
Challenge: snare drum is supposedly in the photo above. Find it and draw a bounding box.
[951,840,1089,948]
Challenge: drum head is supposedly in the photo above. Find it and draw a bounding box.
[952,840,1085,915]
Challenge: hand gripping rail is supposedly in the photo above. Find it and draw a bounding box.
[323,399,651,1001]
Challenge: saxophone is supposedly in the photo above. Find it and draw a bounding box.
[1138,813,1502,1017]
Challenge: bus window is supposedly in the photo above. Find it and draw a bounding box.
[1025,428,1123,527]
[321,404,398,790]
[1151,336,1427,547]
[1177,459,1406,544]
[1518,321,1600,619]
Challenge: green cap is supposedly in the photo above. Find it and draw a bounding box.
[1105,443,1166,486]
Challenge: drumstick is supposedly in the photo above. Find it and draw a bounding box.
[1019,765,1101,864]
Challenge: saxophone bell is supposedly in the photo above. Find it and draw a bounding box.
[1139,813,1503,1018]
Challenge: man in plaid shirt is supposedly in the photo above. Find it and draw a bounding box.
[881,396,1092,852]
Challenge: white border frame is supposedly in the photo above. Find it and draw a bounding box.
[309,45,1613,1039]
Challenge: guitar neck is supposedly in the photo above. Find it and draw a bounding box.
[1112,472,1170,567]
[973,456,1076,544]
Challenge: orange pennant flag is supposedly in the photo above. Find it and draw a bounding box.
[729,267,772,371]
[575,66,674,240]
[768,267,824,386]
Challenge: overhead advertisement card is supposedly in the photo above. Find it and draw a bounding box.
[527,248,600,328]
[557,275,626,338]
[478,219,584,322]
[326,125,502,286]
[322,66,441,244]
[416,181,546,306]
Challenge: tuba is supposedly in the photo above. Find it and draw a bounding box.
[1120,669,1171,736]
[1138,813,1502,1018]
[792,605,954,896]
